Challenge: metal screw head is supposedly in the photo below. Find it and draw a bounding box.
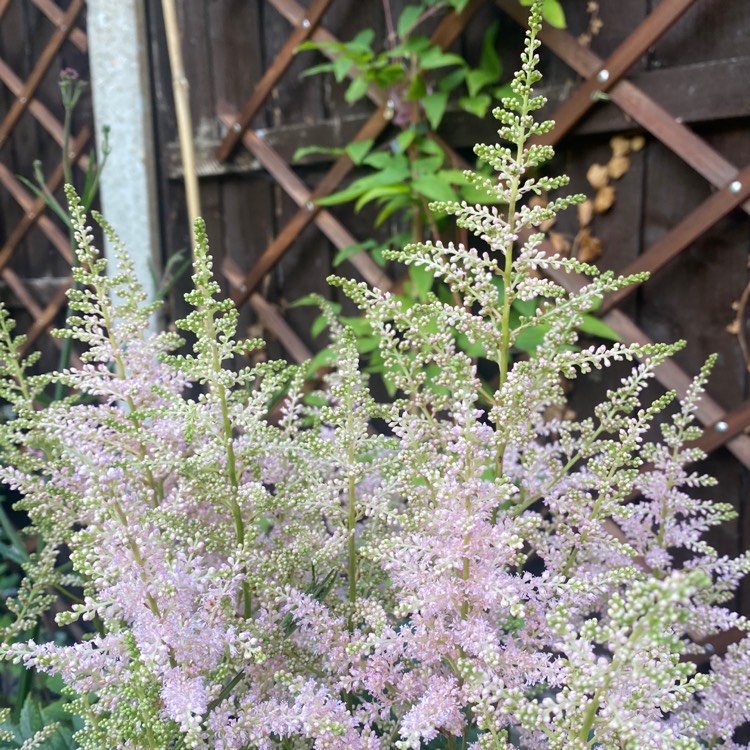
[301,18,311,28]
[232,122,242,133]
[729,180,742,194]
[305,201,315,211]
[715,420,729,433]
[239,284,248,293]
[596,68,610,83]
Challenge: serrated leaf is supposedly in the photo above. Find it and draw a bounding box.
[20,696,44,739]
[422,91,449,130]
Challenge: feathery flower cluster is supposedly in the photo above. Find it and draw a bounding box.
[1,2,748,747]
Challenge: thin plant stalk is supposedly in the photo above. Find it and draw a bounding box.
[161,0,201,254]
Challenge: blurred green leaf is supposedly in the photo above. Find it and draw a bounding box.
[422,91,449,130]
[345,75,370,103]
[345,139,374,165]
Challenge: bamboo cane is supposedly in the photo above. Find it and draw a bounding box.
[161,0,201,254]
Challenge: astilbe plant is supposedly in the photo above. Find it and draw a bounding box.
[2,3,750,748]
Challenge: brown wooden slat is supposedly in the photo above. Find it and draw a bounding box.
[222,257,312,364]
[0,163,73,263]
[218,111,391,292]
[18,278,71,355]
[0,0,83,149]
[230,1,484,306]
[2,268,44,320]
[601,163,750,313]
[495,0,750,218]
[0,0,12,22]
[531,0,699,145]
[30,0,87,52]
[538,256,750,469]
[0,126,90,275]
[0,61,90,173]
[268,0,469,173]
[603,308,750,468]
[231,104,389,303]
[214,0,335,162]
[696,402,750,456]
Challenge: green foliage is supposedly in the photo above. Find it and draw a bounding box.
[296,1,615,390]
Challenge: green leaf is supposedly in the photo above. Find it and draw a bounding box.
[292,144,343,162]
[20,695,44,739]
[437,66,466,94]
[344,75,370,103]
[340,316,374,336]
[345,139,374,165]
[332,55,354,82]
[291,293,332,309]
[355,335,381,354]
[305,347,337,377]
[375,194,413,225]
[354,184,410,212]
[578,314,621,341]
[520,0,566,28]
[459,93,492,118]
[390,129,417,154]
[447,0,473,12]
[397,5,423,39]
[412,155,444,177]
[332,239,378,267]
[479,21,502,80]
[348,28,376,55]
[399,35,432,55]
[404,74,427,102]
[419,46,465,70]
[317,159,411,206]
[311,314,328,339]
[422,91,449,130]
[542,0,566,28]
[300,61,335,78]
[408,264,434,301]
[412,175,457,202]
[514,325,550,353]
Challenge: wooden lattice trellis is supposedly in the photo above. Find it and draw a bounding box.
[0,0,89,357]
[214,0,750,472]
